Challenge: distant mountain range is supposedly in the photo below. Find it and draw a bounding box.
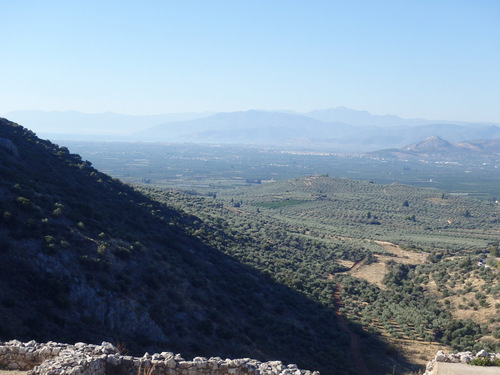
[1,110,214,139]
[136,110,500,151]
[3,108,499,151]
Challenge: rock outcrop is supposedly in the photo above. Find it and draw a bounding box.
[0,340,319,375]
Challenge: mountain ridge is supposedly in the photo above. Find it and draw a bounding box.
[4,109,499,152]
[137,111,500,151]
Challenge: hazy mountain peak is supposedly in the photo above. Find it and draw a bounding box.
[304,107,416,127]
[402,135,453,151]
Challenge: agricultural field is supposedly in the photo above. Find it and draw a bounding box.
[140,175,500,372]
[61,140,500,372]
[63,141,500,200]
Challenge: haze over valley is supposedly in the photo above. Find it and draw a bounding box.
[2,2,500,374]
[4,108,500,152]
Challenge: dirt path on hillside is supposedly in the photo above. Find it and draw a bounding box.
[333,285,370,375]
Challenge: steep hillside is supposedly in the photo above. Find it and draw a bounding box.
[0,118,356,374]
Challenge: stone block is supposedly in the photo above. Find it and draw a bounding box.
[8,362,19,370]
[476,349,488,357]
[166,357,177,369]
[179,361,193,369]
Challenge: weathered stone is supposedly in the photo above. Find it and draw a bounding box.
[107,355,121,366]
[165,357,177,369]
[460,353,472,363]
[476,349,488,357]
[179,360,193,369]
[8,362,20,370]
[435,350,447,362]
[208,360,219,371]
[423,351,500,375]
[0,340,320,375]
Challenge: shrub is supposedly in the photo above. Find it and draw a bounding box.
[469,357,500,366]
[15,196,31,209]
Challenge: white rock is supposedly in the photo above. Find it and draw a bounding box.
[166,357,177,369]
[460,353,472,363]
[435,350,447,362]
[74,343,86,350]
[476,349,488,357]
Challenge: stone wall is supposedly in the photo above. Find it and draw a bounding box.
[0,340,319,375]
[424,350,500,375]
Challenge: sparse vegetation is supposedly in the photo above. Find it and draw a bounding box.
[469,357,500,366]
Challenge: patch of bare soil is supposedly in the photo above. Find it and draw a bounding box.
[450,296,499,324]
[443,273,499,326]
[0,371,29,375]
[373,240,428,264]
[396,340,448,367]
[336,259,355,269]
[350,259,388,288]
[425,276,441,298]
[341,241,445,369]
[348,241,428,288]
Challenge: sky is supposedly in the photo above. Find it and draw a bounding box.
[1,0,499,122]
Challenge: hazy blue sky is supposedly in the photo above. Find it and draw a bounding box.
[1,1,499,122]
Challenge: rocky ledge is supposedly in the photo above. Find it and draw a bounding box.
[424,350,500,374]
[0,340,319,375]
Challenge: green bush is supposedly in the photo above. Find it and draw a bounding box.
[469,357,500,366]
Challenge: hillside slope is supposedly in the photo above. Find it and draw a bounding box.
[0,118,355,374]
